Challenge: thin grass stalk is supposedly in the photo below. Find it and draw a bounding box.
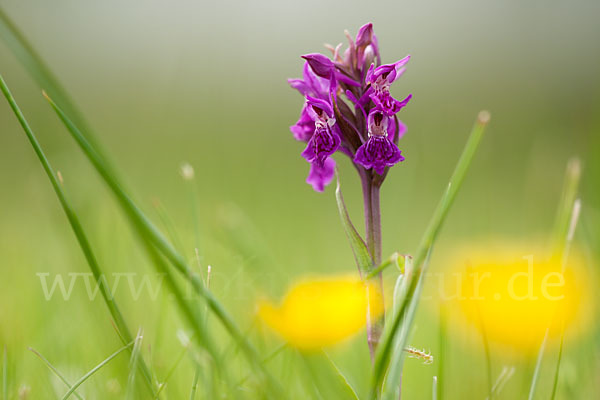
[61,341,134,400]
[125,329,144,400]
[0,72,157,396]
[371,111,490,398]
[28,348,85,400]
[189,365,201,400]
[528,162,581,400]
[550,322,566,400]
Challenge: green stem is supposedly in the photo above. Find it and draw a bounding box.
[362,172,385,361]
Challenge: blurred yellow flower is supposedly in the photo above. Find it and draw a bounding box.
[438,243,594,353]
[258,276,383,350]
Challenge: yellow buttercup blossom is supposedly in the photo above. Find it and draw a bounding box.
[438,243,594,353]
[258,276,383,350]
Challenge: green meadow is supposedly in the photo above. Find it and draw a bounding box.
[0,1,599,398]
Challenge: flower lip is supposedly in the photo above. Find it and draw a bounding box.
[306,157,336,192]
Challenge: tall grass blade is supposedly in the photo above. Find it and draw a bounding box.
[382,248,432,400]
[0,72,156,396]
[371,111,490,399]
[42,92,284,397]
[61,341,134,400]
[28,347,85,400]
[528,161,581,400]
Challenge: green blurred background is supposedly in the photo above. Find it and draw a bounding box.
[0,0,599,398]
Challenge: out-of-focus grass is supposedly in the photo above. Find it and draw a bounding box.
[0,1,599,399]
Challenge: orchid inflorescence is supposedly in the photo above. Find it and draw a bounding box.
[288,22,412,192]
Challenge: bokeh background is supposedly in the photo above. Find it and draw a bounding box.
[0,0,599,398]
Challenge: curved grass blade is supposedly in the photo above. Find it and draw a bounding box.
[336,173,373,275]
[61,341,134,400]
[0,72,157,396]
[323,352,360,400]
[28,347,85,400]
[371,111,490,399]
[42,92,285,398]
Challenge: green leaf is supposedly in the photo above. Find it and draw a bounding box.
[335,174,373,275]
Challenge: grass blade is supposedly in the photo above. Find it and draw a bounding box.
[61,341,134,400]
[0,72,157,396]
[28,348,85,400]
[125,329,144,400]
[189,364,201,400]
[323,352,360,400]
[550,324,565,400]
[371,111,490,399]
[336,173,373,275]
[528,161,581,400]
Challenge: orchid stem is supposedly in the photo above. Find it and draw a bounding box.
[362,172,385,361]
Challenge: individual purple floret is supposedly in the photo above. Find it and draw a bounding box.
[366,57,412,115]
[287,23,411,191]
[301,97,341,166]
[306,157,336,192]
[354,109,404,175]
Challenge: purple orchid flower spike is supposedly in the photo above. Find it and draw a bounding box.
[354,109,404,175]
[288,23,414,360]
[366,55,412,115]
[306,157,336,192]
[301,96,341,166]
[288,23,412,192]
